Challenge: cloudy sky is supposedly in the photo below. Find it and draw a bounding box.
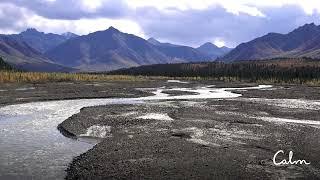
[0,0,320,48]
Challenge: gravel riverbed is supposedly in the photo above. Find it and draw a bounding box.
[1,80,320,179]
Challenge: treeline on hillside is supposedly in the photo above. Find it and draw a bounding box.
[109,58,320,84]
[0,57,14,71]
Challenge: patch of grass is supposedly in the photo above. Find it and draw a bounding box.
[0,71,149,83]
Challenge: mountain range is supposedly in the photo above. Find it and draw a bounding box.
[147,38,230,61]
[1,23,320,72]
[0,27,231,72]
[10,28,78,53]
[223,23,320,61]
[45,27,231,71]
[46,27,174,71]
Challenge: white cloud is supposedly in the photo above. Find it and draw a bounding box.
[127,0,213,11]
[126,0,320,17]
[214,38,226,47]
[1,0,320,48]
[71,18,146,37]
[81,0,104,12]
[26,15,146,37]
[222,2,265,17]
[0,2,145,38]
[127,0,266,17]
[241,0,320,15]
[43,0,56,2]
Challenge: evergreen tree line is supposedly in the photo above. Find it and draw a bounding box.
[0,57,14,71]
[109,60,320,83]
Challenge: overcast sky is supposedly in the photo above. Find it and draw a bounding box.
[0,0,320,48]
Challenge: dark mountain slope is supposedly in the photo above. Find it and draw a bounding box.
[46,27,174,71]
[147,38,180,47]
[0,35,74,72]
[147,38,215,61]
[61,32,79,39]
[10,28,77,53]
[223,23,320,61]
[197,42,232,58]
